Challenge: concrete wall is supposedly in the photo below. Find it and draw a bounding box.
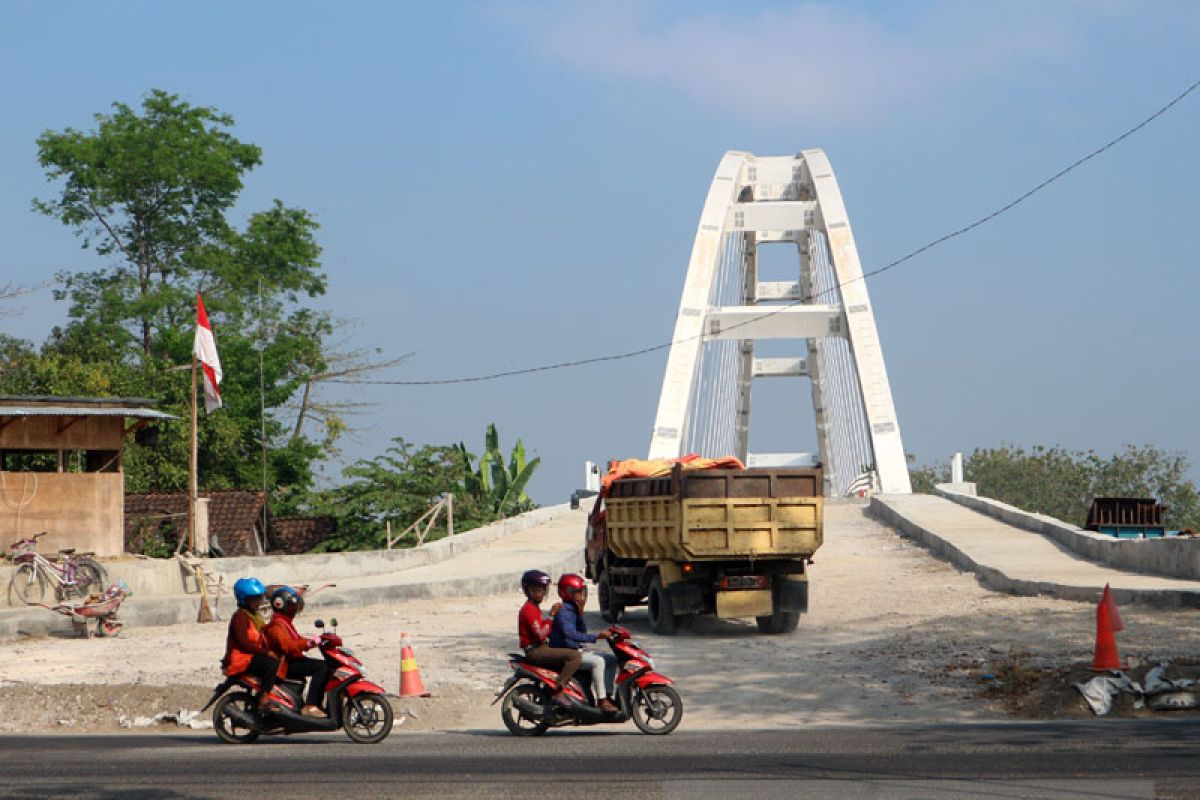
[0,472,124,557]
[1,415,125,556]
[1,502,577,608]
[934,484,1200,580]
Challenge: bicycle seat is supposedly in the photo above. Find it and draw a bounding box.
[58,548,76,556]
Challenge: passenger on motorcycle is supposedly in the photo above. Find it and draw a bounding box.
[221,577,284,711]
[549,573,618,714]
[518,569,581,707]
[264,585,329,718]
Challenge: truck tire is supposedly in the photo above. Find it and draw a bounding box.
[598,572,624,624]
[647,575,676,635]
[756,610,801,635]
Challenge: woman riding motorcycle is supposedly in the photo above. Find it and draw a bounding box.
[221,577,284,712]
[549,573,618,714]
[263,585,329,718]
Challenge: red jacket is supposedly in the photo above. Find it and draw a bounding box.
[264,613,311,661]
[222,608,285,678]
[518,600,552,648]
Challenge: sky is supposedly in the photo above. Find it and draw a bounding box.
[1,1,1198,504]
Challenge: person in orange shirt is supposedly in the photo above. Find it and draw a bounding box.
[264,586,329,718]
[221,577,284,711]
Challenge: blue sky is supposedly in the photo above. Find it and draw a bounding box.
[1,1,1198,503]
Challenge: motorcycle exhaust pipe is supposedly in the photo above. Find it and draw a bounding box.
[512,695,547,718]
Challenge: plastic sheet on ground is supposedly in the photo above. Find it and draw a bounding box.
[1074,672,1141,716]
[118,708,212,730]
[1076,661,1200,715]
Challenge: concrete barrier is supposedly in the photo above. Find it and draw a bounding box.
[0,503,582,635]
[933,485,1200,581]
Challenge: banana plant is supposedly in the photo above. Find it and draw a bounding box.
[457,423,540,517]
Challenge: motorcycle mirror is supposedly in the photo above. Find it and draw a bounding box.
[314,619,325,629]
[330,617,338,628]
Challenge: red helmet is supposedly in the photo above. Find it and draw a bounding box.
[557,573,586,603]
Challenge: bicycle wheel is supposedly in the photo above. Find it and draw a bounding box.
[75,558,108,597]
[11,563,47,605]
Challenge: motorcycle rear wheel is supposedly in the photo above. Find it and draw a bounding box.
[213,691,261,744]
[343,692,394,743]
[631,685,683,735]
[501,683,551,736]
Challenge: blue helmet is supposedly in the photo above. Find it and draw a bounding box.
[233,577,266,607]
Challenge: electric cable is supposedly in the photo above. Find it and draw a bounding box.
[329,76,1200,387]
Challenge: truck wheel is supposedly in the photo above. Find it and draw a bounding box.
[756,610,801,634]
[647,575,676,635]
[599,573,624,624]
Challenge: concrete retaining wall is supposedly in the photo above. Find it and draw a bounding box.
[1,503,577,608]
[933,485,1200,580]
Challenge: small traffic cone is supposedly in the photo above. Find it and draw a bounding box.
[399,632,431,697]
[1093,583,1125,671]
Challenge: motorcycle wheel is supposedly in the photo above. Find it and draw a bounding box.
[213,692,261,744]
[631,685,683,735]
[501,683,551,736]
[343,692,394,743]
[10,563,46,605]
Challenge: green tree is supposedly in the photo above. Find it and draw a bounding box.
[311,438,496,552]
[909,444,1200,529]
[24,90,334,496]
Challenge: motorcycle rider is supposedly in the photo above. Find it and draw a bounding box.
[221,577,284,712]
[549,573,618,714]
[263,585,329,718]
[517,569,581,707]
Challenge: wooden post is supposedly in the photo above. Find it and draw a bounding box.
[447,493,454,537]
[188,356,198,554]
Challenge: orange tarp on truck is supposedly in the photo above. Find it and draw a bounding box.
[600,454,746,495]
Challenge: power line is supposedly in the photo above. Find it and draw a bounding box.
[331,76,1200,387]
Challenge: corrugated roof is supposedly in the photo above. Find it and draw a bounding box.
[0,406,175,419]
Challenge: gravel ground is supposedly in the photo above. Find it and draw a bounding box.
[4,500,1199,734]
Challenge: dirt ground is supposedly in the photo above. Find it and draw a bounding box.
[4,501,1200,734]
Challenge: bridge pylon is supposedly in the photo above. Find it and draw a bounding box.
[648,150,912,495]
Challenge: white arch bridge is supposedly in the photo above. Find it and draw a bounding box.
[649,150,912,496]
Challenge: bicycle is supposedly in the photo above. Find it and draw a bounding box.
[8,532,108,606]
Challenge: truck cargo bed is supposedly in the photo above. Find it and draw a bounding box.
[605,466,823,562]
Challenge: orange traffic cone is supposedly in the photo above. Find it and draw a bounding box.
[1093,583,1125,671]
[399,632,431,697]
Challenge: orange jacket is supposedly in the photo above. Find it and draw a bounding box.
[264,614,311,661]
[222,608,285,678]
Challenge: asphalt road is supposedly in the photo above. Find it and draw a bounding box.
[3,721,1198,800]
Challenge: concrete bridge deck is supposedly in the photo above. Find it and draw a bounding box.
[871,493,1200,607]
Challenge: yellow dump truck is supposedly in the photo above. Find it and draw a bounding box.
[584,465,823,634]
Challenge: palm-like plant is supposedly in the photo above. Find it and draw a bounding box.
[456,424,540,517]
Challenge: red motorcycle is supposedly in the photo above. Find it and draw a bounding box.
[494,625,682,735]
[204,618,393,744]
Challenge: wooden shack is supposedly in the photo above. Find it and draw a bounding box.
[0,396,173,556]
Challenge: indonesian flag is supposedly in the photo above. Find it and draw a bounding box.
[193,292,223,412]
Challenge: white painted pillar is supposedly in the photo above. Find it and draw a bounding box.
[951,452,964,485]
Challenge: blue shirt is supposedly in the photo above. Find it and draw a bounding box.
[549,602,596,649]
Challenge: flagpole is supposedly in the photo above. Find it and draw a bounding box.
[189,354,198,554]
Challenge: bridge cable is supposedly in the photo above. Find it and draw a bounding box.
[330,76,1200,387]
